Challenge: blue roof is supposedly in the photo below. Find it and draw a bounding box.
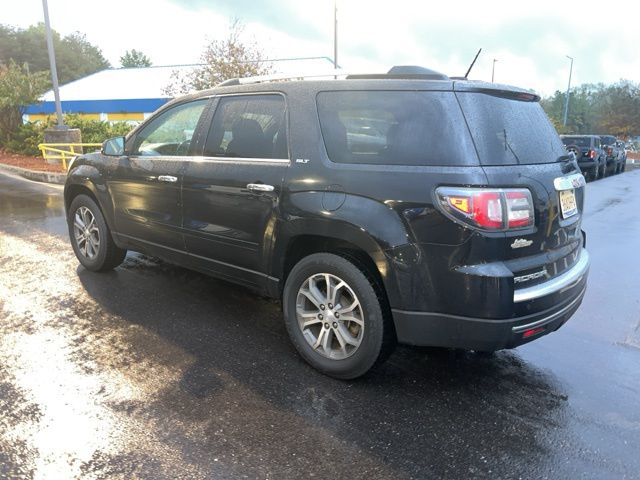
[24,98,170,114]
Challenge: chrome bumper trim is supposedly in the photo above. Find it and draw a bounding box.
[513,249,590,303]
[512,285,586,333]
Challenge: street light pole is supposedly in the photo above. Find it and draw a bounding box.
[42,0,65,129]
[492,58,498,83]
[563,55,574,127]
[333,0,338,69]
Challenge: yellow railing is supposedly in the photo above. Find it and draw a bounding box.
[38,143,102,171]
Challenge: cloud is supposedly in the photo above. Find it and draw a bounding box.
[167,0,329,42]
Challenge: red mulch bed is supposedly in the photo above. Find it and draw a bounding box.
[0,149,65,173]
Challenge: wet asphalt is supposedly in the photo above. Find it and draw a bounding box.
[0,167,639,480]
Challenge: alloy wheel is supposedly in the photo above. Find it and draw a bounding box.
[73,206,100,259]
[296,273,365,360]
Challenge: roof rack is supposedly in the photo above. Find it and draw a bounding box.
[218,70,359,87]
[217,66,450,87]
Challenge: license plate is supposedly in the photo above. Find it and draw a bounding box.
[559,189,577,218]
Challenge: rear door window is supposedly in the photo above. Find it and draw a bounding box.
[456,92,566,165]
[316,91,477,166]
[561,137,591,147]
[204,94,288,159]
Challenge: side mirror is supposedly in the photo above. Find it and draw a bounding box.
[102,136,125,156]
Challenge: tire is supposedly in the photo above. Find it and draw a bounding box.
[283,253,395,379]
[68,194,127,272]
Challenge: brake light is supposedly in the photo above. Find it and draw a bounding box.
[436,187,534,231]
[472,192,503,229]
[589,149,596,159]
[607,146,613,155]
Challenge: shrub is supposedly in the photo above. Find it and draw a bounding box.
[4,121,47,156]
[2,115,136,156]
[64,114,134,144]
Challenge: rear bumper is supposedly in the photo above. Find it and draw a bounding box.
[577,159,597,168]
[391,249,590,351]
[513,249,589,303]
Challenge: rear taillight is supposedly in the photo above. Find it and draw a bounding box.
[435,187,534,231]
[589,149,596,159]
[607,146,613,155]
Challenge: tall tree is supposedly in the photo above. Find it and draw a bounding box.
[120,49,152,68]
[0,23,109,85]
[541,81,640,138]
[592,80,640,138]
[0,61,49,143]
[164,19,272,95]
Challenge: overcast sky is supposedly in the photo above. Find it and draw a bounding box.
[4,0,640,95]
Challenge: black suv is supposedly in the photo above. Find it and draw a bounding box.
[65,67,590,379]
[559,135,607,180]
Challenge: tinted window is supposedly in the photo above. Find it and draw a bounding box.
[204,95,288,159]
[457,92,565,165]
[600,136,616,145]
[133,99,208,156]
[316,91,477,166]
[561,136,591,147]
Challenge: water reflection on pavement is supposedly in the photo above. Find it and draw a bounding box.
[1,170,639,479]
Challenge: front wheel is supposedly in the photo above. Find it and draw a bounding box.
[68,194,127,272]
[283,253,395,379]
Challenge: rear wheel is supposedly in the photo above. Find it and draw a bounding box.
[68,194,127,272]
[283,253,395,379]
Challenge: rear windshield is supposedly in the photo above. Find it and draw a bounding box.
[600,136,615,145]
[316,91,477,166]
[456,92,566,165]
[561,136,591,147]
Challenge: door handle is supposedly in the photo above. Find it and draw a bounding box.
[158,175,178,183]
[247,183,275,192]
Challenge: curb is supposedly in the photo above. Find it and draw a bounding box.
[0,163,66,185]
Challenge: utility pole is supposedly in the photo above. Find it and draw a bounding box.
[563,55,574,127]
[333,0,338,69]
[42,0,65,128]
[491,58,497,83]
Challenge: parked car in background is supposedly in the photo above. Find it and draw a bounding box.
[599,135,625,174]
[64,66,590,379]
[616,141,627,172]
[560,135,606,180]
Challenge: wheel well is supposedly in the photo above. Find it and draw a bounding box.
[65,184,99,212]
[282,235,388,299]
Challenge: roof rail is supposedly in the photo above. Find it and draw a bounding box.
[237,70,356,85]
[215,66,450,87]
